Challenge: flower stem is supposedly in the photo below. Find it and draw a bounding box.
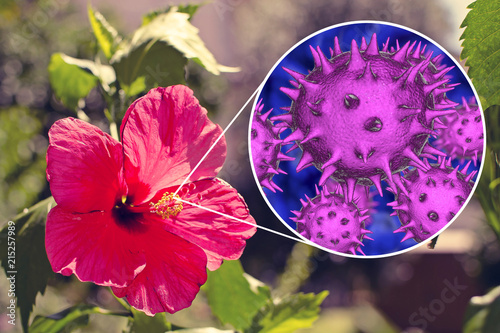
[95,307,131,317]
[108,287,131,311]
[274,243,316,299]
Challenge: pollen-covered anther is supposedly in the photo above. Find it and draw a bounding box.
[150,192,183,219]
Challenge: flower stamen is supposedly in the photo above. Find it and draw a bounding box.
[150,192,183,219]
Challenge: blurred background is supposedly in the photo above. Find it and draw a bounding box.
[0,0,498,332]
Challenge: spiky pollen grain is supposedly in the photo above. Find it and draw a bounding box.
[251,99,292,193]
[390,157,475,242]
[293,185,372,255]
[435,97,483,166]
[275,33,459,202]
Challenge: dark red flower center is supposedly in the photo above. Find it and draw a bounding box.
[112,192,183,228]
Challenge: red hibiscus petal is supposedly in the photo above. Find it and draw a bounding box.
[120,85,226,205]
[45,206,146,288]
[111,227,207,315]
[47,118,126,212]
[163,178,256,271]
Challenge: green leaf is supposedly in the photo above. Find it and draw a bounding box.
[111,39,187,97]
[460,0,500,109]
[55,53,116,93]
[128,307,172,333]
[111,8,240,97]
[463,286,500,333]
[48,53,99,110]
[204,260,270,331]
[111,10,237,85]
[29,304,128,333]
[142,4,201,25]
[0,196,56,332]
[257,291,329,333]
[88,4,122,59]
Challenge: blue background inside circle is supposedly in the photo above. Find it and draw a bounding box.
[253,22,481,257]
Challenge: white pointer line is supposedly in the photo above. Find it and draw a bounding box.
[175,197,316,247]
[172,82,313,246]
[172,83,264,198]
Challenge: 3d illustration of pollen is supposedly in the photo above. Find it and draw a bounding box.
[251,99,294,193]
[292,185,373,255]
[249,22,484,257]
[389,157,476,243]
[272,33,457,202]
[434,97,484,166]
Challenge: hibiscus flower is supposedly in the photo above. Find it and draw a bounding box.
[45,85,257,315]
